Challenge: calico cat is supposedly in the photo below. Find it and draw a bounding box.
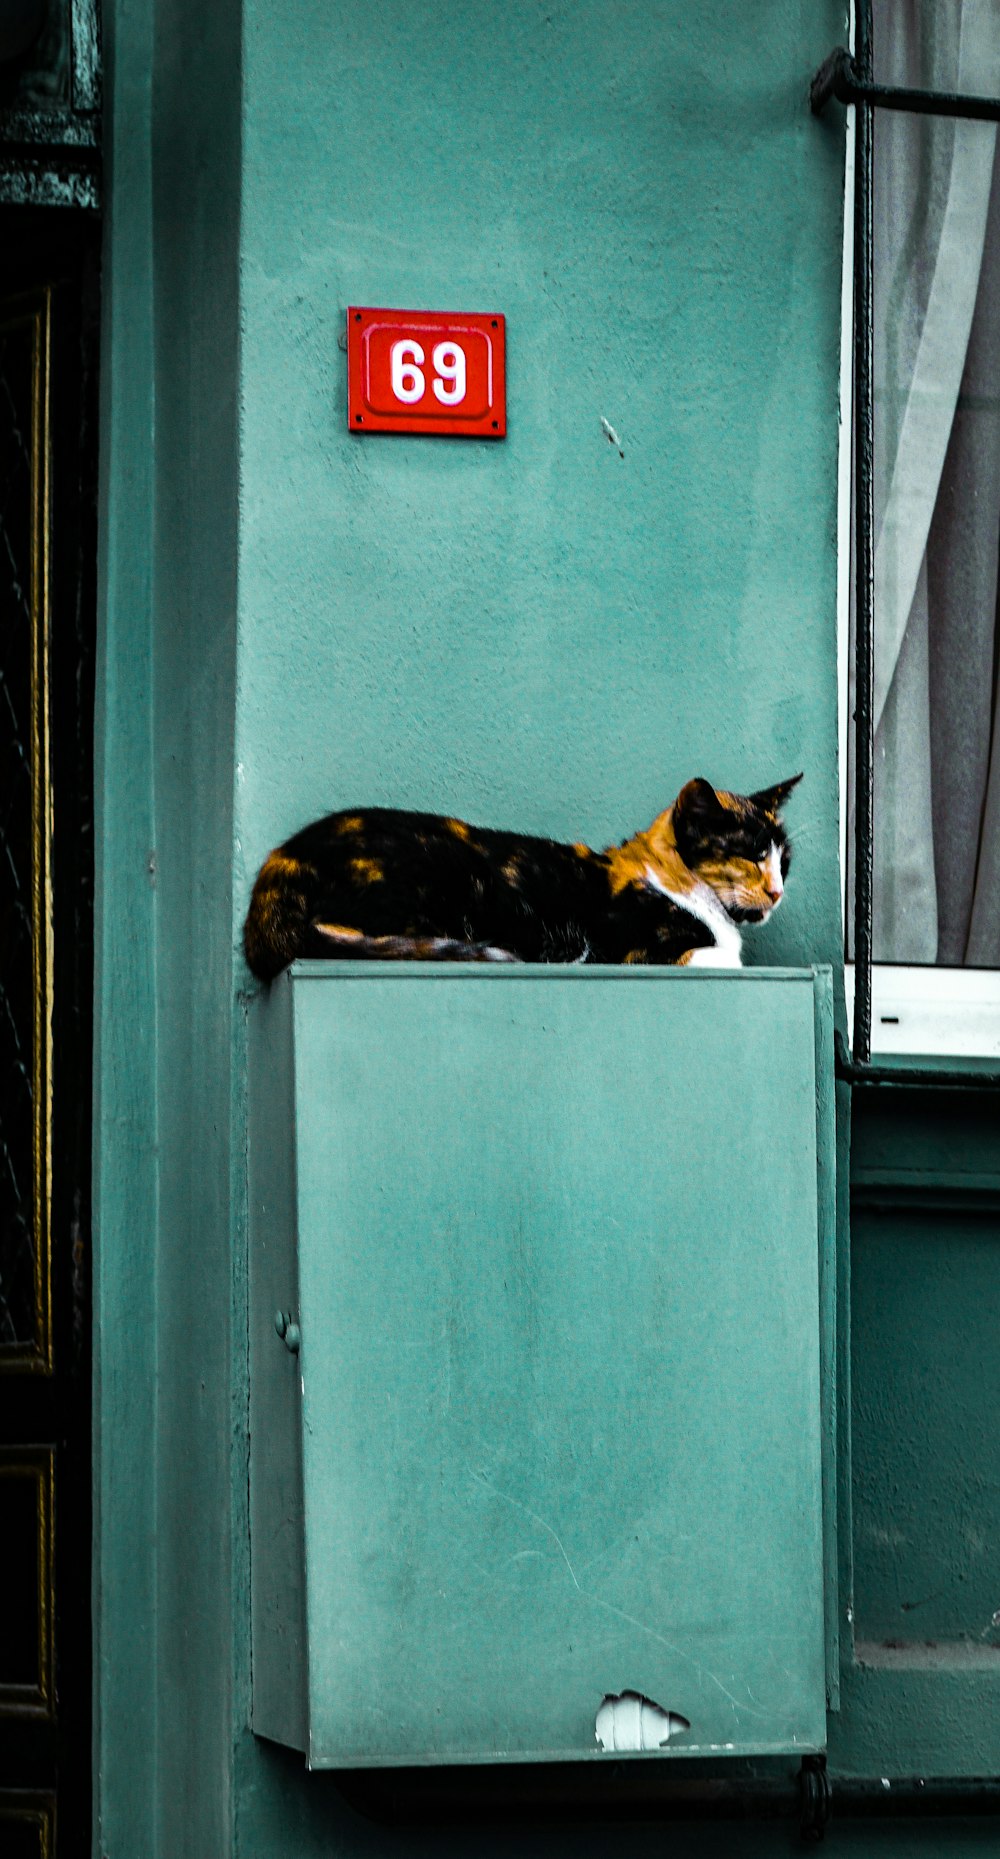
[243,774,801,981]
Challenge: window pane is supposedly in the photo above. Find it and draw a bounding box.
[851,0,1000,967]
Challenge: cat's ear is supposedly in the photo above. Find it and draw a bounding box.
[674,777,724,823]
[749,772,803,818]
[673,778,726,864]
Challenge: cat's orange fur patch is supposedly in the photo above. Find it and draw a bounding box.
[624,948,647,964]
[241,851,306,974]
[606,808,693,897]
[258,850,303,881]
[336,815,363,834]
[698,855,776,912]
[350,856,384,883]
[445,817,471,840]
[313,922,364,941]
[243,851,314,978]
[607,800,775,915]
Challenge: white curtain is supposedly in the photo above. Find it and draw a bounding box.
[851,0,1000,965]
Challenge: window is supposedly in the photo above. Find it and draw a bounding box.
[817,1,1000,1062]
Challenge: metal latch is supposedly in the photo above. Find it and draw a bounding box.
[273,1309,301,1354]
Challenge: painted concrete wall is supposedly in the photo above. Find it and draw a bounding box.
[234,0,846,967]
[98,0,982,1853]
[96,0,242,1850]
[228,19,848,1846]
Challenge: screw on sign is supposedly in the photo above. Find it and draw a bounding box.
[347,307,506,438]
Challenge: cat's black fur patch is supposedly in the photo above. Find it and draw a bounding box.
[269,810,715,971]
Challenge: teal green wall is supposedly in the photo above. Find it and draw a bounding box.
[849,1090,1000,1648]
[92,0,159,1847]
[96,0,981,1853]
[97,0,241,1850]
[230,16,848,1838]
[829,1087,1000,1782]
[234,0,846,960]
[233,0,847,959]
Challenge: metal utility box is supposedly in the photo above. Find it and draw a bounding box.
[248,964,834,1768]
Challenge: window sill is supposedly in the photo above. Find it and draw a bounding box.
[845,965,1000,1064]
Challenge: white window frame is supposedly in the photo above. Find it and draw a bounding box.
[844,965,1000,1060]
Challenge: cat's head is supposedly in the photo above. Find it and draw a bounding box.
[672,774,802,922]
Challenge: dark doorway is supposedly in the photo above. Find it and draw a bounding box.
[0,208,98,1859]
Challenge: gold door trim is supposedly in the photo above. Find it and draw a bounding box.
[0,1790,56,1858]
[0,287,54,1377]
[0,1448,55,1719]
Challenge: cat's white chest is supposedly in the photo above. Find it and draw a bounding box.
[644,865,743,967]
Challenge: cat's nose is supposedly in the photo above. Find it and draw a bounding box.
[764,882,783,906]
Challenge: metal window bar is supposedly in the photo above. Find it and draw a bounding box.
[812,7,1000,1087]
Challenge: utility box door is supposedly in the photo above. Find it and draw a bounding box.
[249,964,832,1768]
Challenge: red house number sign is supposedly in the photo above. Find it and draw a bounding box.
[347,307,506,438]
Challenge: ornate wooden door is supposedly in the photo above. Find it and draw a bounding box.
[0,218,97,1859]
